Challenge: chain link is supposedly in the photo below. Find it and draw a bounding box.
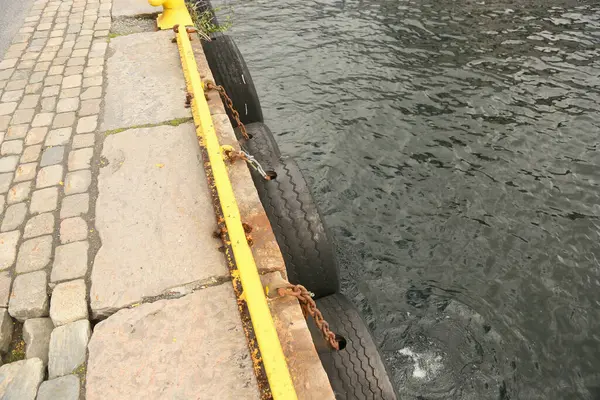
[205,81,249,140]
[278,284,342,351]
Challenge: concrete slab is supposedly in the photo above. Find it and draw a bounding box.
[90,123,228,318]
[86,283,260,400]
[101,31,189,131]
[112,0,158,18]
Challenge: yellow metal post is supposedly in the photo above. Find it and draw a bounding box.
[174,28,298,400]
[147,0,193,30]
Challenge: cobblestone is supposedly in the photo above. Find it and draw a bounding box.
[80,86,101,100]
[72,134,94,149]
[0,141,23,156]
[60,193,88,219]
[0,358,44,400]
[50,279,88,326]
[40,96,56,111]
[0,231,19,270]
[30,187,59,214]
[48,319,91,379]
[14,162,37,182]
[56,97,78,113]
[59,217,87,244]
[0,173,11,193]
[0,156,19,172]
[45,127,71,146]
[0,271,11,307]
[6,125,28,140]
[79,99,100,116]
[32,112,54,127]
[21,145,42,163]
[40,146,64,166]
[36,375,80,400]
[16,235,52,273]
[19,94,40,109]
[64,170,91,194]
[0,309,13,352]
[68,147,93,170]
[62,74,81,89]
[1,203,27,232]
[51,240,88,282]
[52,112,75,128]
[24,127,48,145]
[7,181,31,204]
[24,212,54,238]
[8,270,48,321]
[36,165,63,188]
[75,114,96,133]
[23,317,53,366]
[11,108,35,124]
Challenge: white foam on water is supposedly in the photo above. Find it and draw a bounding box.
[399,348,443,380]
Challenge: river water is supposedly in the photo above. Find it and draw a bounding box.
[212,1,600,398]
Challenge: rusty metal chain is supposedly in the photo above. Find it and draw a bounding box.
[205,81,249,140]
[206,82,340,350]
[223,147,274,181]
[277,284,342,351]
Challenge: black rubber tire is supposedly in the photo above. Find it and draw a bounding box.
[251,157,339,298]
[235,122,281,173]
[202,35,263,125]
[190,0,220,27]
[311,293,397,400]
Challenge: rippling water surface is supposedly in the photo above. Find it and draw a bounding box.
[213,1,600,398]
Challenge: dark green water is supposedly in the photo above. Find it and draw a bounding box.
[213,1,600,398]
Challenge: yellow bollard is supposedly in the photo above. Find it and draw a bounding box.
[148,0,194,30]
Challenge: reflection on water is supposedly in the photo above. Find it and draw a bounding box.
[214,0,600,398]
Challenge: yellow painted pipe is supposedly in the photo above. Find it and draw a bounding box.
[174,28,298,400]
[148,0,193,30]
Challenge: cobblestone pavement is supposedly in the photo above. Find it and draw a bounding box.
[0,0,110,397]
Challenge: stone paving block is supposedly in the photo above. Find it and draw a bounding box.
[102,31,189,130]
[24,212,54,238]
[6,80,27,92]
[8,270,48,321]
[42,86,60,97]
[0,156,19,173]
[40,146,64,166]
[6,125,28,140]
[24,83,42,94]
[86,285,259,400]
[67,148,93,171]
[91,124,228,317]
[44,75,62,87]
[52,112,75,128]
[36,165,63,188]
[0,102,18,116]
[1,90,24,103]
[64,170,91,195]
[40,96,56,111]
[48,319,90,379]
[60,87,80,98]
[32,112,54,127]
[0,358,44,400]
[30,187,59,214]
[80,86,101,100]
[62,75,81,89]
[0,231,19,270]
[0,173,11,193]
[0,141,23,156]
[0,271,12,307]
[56,97,79,113]
[23,318,53,366]
[45,127,72,146]
[59,217,87,244]
[11,109,35,125]
[60,193,88,219]
[19,94,40,109]
[83,76,102,87]
[25,127,48,145]
[16,236,52,273]
[1,203,27,232]
[7,181,31,204]
[51,241,88,282]
[71,134,94,149]
[50,279,88,326]
[79,99,100,116]
[14,163,37,183]
[36,375,80,400]
[21,145,41,163]
[0,309,13,352]
[76,115,97,134]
